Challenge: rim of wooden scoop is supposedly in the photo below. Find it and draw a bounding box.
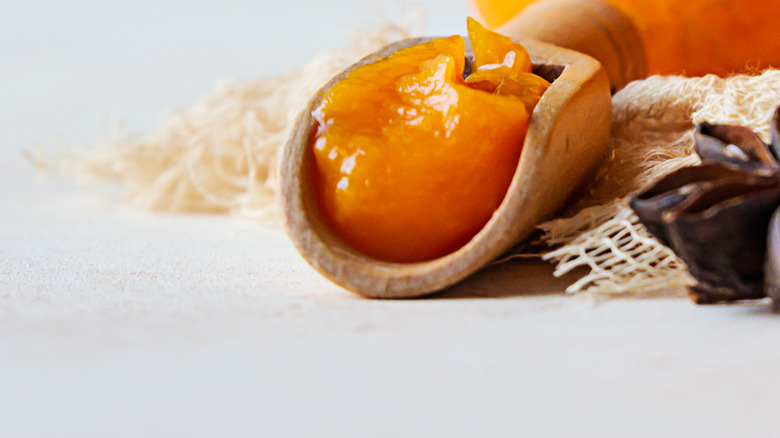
[279,37,610,298]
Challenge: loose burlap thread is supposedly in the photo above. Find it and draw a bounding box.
[33,15,780,297]
[542,72,780,297]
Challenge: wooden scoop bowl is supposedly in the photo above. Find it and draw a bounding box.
[279,0,646,298]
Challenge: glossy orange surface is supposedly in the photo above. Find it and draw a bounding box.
[311,23,546,263]
[468,0,780,76]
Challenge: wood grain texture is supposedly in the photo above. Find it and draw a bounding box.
[279,37,610,298]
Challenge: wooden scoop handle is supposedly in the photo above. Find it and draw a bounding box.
[497,0,647,92]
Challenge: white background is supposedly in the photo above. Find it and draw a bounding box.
[3,1,780,437]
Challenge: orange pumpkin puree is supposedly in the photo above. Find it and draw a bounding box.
[310,19,549,263]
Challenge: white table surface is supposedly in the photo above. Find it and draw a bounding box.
[3,1,780,437]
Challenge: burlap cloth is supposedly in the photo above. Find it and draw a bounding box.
[39,18,780,298]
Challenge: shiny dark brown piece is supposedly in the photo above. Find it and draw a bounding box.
[667,177,780,303]
[765,209,780,311]
[630,164,754,246]
[694,122,777,170]
[631,117,780,305]
[771,107,780,161]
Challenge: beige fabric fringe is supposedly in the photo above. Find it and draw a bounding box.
[33,15,780,297]
[31,12,424,224]
[542,72,780,297]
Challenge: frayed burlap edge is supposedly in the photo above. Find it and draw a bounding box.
[538,71,780,297]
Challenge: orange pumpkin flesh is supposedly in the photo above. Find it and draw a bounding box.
[310,21,549,263]
[468,0,780,77]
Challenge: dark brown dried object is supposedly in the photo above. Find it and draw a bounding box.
[630,107,780,306]
[765,210,780,311]
[694,122,778,170]
[630,164,757,247]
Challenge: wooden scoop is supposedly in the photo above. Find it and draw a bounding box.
[279,0,646,298]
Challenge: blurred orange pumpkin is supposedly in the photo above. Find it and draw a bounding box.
[468,0,780,76]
